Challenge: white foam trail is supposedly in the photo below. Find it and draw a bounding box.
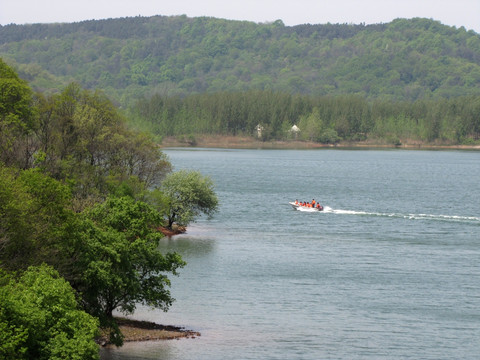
[325,208,480,223]
[291,203,479,223]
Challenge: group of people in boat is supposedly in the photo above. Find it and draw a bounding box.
[295,199,322,209]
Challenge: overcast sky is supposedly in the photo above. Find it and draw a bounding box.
[1,0,479,33]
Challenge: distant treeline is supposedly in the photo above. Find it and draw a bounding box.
[1,16,480,105]
[131,90,480,144]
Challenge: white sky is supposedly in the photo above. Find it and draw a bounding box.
[1,0,479,33]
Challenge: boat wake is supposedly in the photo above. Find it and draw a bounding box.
[321,207,480,224]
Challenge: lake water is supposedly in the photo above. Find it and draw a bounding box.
[100,148,480,360]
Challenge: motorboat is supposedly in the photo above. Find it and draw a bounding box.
[289,202,324,212]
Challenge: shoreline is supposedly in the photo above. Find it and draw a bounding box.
[159,225,186,237]
[160,135,480,150]
[98,318,200,346]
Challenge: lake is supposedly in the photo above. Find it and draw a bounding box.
[100,148,480,360]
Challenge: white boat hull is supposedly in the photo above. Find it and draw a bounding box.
[289,202,323,212]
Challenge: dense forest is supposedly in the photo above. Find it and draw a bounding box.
[0,58,218,357]
[1,15,480,145]
[1,15,480,106]
[131,91,480,145]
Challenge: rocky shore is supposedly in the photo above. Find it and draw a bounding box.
[159,225,186,237]
[98,318,200,346]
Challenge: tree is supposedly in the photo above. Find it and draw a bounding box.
[156,170,219,229]
[0,166,31,269]
[0,58,35,168]
[72,196,186,345]
[33,84,172,206]
[298,107,323,141]
[0,264,99,360]
[0,166,75,272]
[0,166,186,347]
[318,128,341,144]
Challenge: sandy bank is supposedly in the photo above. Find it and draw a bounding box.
[160,135,480,150]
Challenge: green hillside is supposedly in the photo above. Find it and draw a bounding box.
[1,15,480,106]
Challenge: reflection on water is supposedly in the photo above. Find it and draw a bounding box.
[158,232,216,259]
[101,340,175,360]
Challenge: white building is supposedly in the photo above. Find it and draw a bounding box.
[255,124,264,138]
[290,124,300,139]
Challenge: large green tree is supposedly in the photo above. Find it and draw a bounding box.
[155,170,219,229]
[71,196,186,345]
[0,264,99,360]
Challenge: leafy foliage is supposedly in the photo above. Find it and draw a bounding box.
[0,166,75,271]
[71,196,185,345]
[0,264,99,360]
[156,170,219,229]
[0,165,187,348]
[33,83,172,204]
[0,62,215,352]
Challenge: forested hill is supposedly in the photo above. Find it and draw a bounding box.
[1,15,480,105]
